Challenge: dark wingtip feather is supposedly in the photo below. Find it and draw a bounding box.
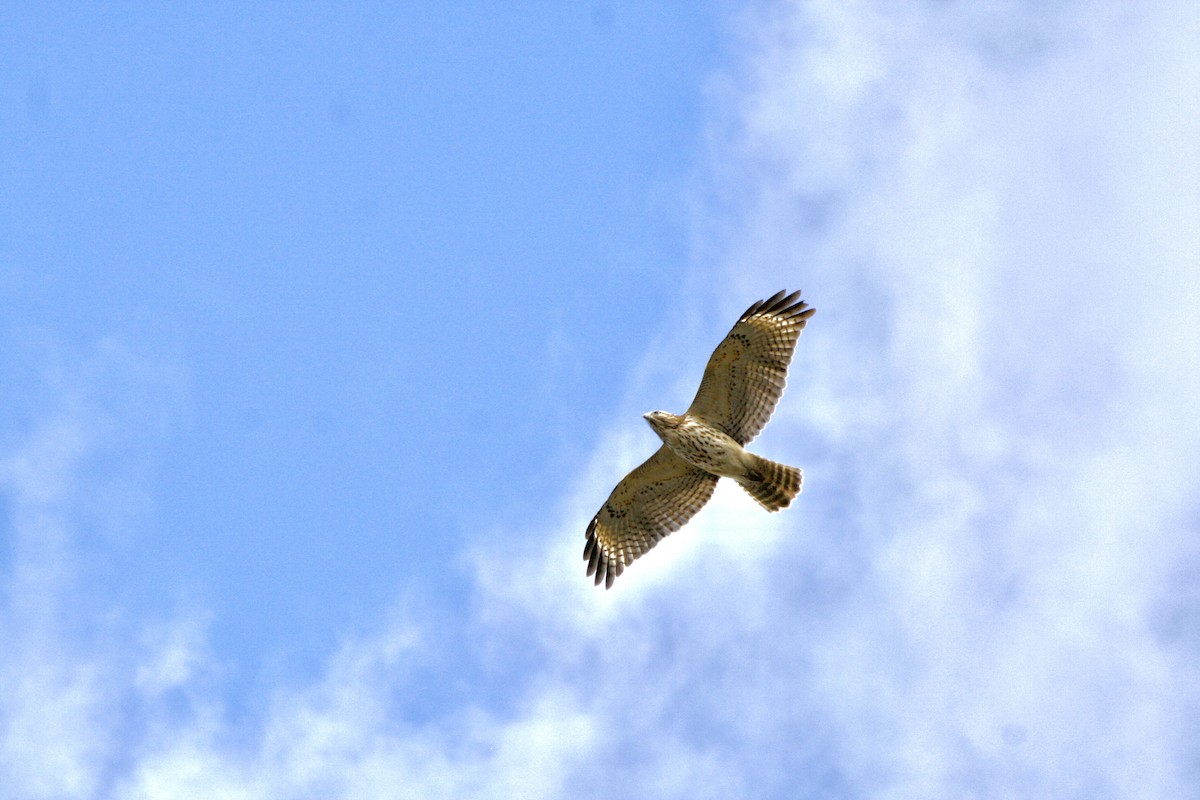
[763,288,787,306]
[585,516,620,587]
[742,290,786,320]
[771,291,817,322]
[739,298,767,321]
[763,289,797,315]
[742,289,817,322]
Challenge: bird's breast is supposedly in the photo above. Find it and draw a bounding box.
[662,418,747,478]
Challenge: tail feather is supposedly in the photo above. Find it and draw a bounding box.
[739,455,802,512]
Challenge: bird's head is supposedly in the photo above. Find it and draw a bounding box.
[643,411,681,434]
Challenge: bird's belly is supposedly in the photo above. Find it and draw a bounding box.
[664,427,746,478]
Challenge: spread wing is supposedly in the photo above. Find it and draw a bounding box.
[685,289,815,445]
[583,446,718,589]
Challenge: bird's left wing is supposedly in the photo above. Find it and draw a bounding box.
[685,290,815,445]
[584,445,718,589]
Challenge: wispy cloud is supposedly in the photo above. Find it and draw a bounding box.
[0,386,124,798]
[686,1,1200,796]
[2,2,1198,798]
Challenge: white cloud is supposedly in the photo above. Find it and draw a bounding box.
[2,2,1199,798]
[684,1,1200,796]
[0,420,115,799]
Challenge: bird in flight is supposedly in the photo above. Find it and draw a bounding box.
[584,290,816,588]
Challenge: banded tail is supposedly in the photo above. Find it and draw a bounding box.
[738,455,802,512]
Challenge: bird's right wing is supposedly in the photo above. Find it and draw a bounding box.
[584,446,718,589]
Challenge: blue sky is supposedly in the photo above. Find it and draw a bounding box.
[3,2,721,683]
[2,2,1199,798]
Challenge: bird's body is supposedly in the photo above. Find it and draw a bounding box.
[643,411,750,479]
[584,290,815,588]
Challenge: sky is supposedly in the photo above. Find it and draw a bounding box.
[1,1,1198,798]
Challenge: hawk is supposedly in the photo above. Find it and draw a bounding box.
[584,290,815,588]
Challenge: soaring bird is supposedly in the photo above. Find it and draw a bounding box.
[584,290,815,588]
